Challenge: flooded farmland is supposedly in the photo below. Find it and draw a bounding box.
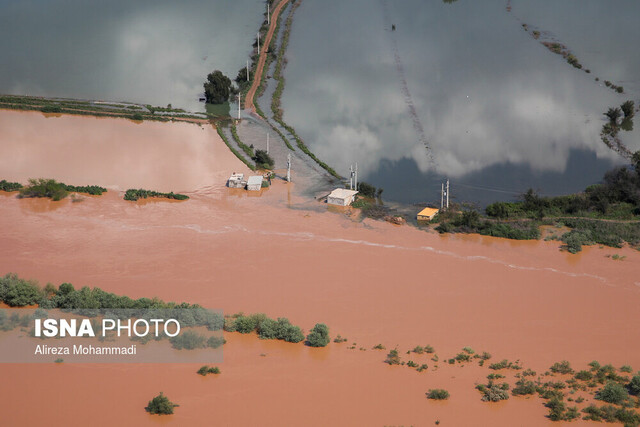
[281,0,640,205]
[0,0,264,111]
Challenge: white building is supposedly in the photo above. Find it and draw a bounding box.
[246,175,264,191]
[228,173,246,188]
[327,188,358,206]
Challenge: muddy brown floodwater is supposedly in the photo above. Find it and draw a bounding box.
[0,111,639,426]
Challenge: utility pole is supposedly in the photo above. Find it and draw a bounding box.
[237,93,241,120]
[266,133,269,154]
[246,60,249,81]
[349,164,354,190]
[441,183,444,210]
[355,162,358,191]
[267,2,270,25]
[446,179,450,209]
[286,154,291,182]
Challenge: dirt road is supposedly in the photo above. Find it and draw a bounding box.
[244,0,291,113]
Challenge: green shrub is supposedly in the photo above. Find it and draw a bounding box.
[19,178,68,201]
[169,330,206,350]
[385,349,401,365]
[145,392,178,415]
[597,381,629,404]
[620,365,633,373]
[197,365,221,376]
[124,189,188,201]
[253,149,274,170]
[512,379,537,396]
[550,360,574,375]
[477,382,510,402]
[306,323,330,347]
[575,370,593,381]
[426,389,449,400]
[629,375,640,396]
[257,317,304,343]
[417,364,428,372]
[0,273,43,307]
[207,336,224,349]
[0,180,23,192]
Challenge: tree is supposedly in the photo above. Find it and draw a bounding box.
[253,149,274,169]
[632,151,640,172]
[621,100,635,118]
[204,70,232,104]
[605,107,622,125]
[357,182,377,198]
[306,323,330,347]
[145,392,178,415]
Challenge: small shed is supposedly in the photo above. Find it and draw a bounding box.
[417,207,439,221]
[327,188,358,206]
[246,175,264,191]
[228,173,246,188]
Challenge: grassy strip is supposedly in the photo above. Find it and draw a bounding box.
[0,180,23,192]
[269,1,341,179]
[124,189,188,201]
[216,125,256,171]
[0,95,220,123]
[230,123,255,159]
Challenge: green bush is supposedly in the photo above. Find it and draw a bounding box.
[477,382,510,402]
[306,323,330,347]
[145,392,178,415]
[550,360,574,375]
[19,178,68,201]
[253,149,274,170]
[628,375,640,395]
[0,273,43,306]
[197,365,221,376]
[512,379,537,396]
[385,349,401,365]
[257,317,304,343]
[575,370,593,381]
[124,189,188,201]
[207,336,224,349]
[169,330,206,350]
[0,180,23,192]
[426,389,449,400]
[597,381,629,404]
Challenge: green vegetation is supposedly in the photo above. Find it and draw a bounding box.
[253,149,274,170]
[230,123,255,160]
[207,336,225,349]
[145,392,178,415]
[169,330,206,350]
[550,360,574,375]
[582,404,640,424]
[17,178,107,201]
[306,323,330,347]
[426,389,450,400]
[435,155,640,252]
[224,313,305,343]
[197,365,221,376]
[0,180,23,192]
[373,343,386,350]
[216,124,256,171]
[123,189,188,201]
[204,70,233,104]
[477,381,510,402]
[0,273,225,334]
[54,358,64,363]
[385,349,401,365]
[512,378,537,396]
[0,94,214,122]
[629,374,640,396]
[596,381,629,404]
[488,359,521,370]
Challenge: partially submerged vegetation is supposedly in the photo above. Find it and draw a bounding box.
[123,189,189,202]
[15,178,106,201]
[433,153,640,252]
[197,365,221,376]
[216,124,256,171]
[223,312,306,344]
[0,180,23,192]
[146,392,178,415]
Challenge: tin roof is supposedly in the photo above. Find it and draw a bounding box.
[247,176,263,186]
[328,188,358,199]
[417,207,439,218]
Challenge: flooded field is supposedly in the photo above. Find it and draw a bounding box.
[281,0,638,206]
[0,112,639,424]
[0,110,248,193]
[0,0,264,111]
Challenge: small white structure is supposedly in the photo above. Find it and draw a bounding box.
[228,172,246,188]
[327,188,358,206]
[246,175,264,191]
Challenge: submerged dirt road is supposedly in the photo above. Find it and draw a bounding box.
[0,111,639,426]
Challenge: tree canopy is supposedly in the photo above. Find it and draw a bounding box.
[204,70,232,104]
